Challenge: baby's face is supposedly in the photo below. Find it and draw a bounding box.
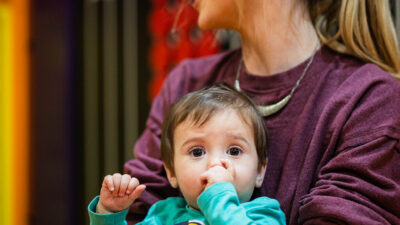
[165,110,266,209]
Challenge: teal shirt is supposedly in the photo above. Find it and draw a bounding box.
[88,182,286,225]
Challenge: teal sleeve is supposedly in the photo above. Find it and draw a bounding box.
[88,196,128,225]
[88,196,192,225]
[139,197,200,224]
[197,182,286,225]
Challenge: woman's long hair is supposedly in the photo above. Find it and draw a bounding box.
[308,0,400,79]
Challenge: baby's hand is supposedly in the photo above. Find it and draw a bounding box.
[200,159,235,190]
[97,173,146,214]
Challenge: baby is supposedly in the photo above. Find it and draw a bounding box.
[88,83,286,225]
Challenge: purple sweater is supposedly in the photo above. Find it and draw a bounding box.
[125,46,400,225]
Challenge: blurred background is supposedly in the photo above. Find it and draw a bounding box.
[0,0,398,225]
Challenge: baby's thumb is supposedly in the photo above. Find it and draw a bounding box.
[128,184,146,202]
[221,159,235,177]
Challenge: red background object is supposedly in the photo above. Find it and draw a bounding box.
[148,0,220,100]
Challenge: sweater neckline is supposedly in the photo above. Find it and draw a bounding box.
[234,45,327,93]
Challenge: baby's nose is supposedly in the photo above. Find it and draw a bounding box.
[207,156,226,169]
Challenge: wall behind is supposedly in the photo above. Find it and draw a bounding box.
[30,0,83,224]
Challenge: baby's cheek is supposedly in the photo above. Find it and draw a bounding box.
[237,187,254,203]
[235,177,256,202]
[180,169,202,188]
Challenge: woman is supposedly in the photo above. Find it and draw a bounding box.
[124,0,400,224]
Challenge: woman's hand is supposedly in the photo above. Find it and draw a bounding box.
[97,173,146,214]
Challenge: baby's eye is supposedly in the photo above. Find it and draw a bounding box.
[227,146,242,156]
[189,147,205,158]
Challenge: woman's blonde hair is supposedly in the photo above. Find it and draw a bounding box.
[307,0,400,79]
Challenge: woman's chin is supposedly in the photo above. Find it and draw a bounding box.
[197,17,217,30]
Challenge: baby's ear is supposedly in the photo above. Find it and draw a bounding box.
[164,164,178,188]
[255,159,268,188]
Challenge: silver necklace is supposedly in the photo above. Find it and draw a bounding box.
[234,46,319,117]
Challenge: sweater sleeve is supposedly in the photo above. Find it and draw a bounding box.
[298,67,400,225]
[88,196,129,225]
[198,182,286,225]
[88,196,187,225]
[299,137,400,225]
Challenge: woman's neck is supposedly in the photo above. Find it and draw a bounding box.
[236,1,319,76]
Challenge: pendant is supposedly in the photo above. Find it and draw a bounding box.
[234,79,292,117]
[257,94,291,117]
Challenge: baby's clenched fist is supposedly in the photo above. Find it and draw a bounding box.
[97,173,146,214]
